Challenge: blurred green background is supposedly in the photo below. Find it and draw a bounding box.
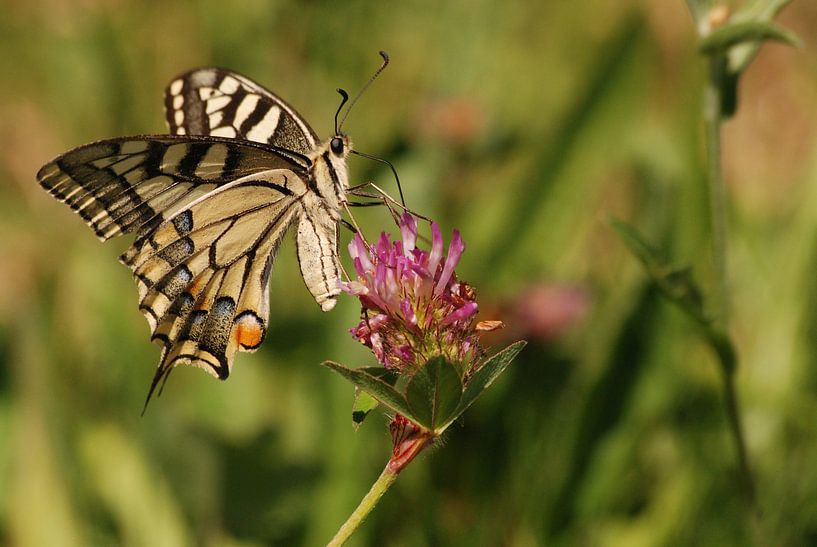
[2,1,817,545]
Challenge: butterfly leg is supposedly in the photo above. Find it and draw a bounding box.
[349,183,430,223]
[341,201,369,247]
[346,201,383,207]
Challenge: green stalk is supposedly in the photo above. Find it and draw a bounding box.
[705,55,730,326]
[704,53,755,508]
[326,465,398,547]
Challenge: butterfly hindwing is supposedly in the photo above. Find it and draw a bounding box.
[165,68,319,153]
[128,170,307,399]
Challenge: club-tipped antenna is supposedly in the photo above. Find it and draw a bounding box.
[352,149,405,207]
[334,88,349,135]
[337,50,389,133]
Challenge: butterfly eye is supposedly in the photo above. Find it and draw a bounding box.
[330,137,344,155]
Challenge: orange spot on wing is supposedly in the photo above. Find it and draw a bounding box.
[188,276,205,296]
[234,315,263,348]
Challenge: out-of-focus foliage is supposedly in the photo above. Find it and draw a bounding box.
[1,1,816,545]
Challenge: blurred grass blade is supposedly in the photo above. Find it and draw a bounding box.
[610,219,736,372]
[405,357,462,431]
[485,13,645,267]
[699,20,801,54]
[609,219,706,321]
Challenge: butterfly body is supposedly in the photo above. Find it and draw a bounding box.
[37,67,356,399]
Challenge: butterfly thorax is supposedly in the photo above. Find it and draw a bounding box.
[307,134,352,218]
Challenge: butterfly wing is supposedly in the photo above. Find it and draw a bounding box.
[37,135,313,404]
[165,68,319,153]
[126,170,309,403]
[37,135,310,241]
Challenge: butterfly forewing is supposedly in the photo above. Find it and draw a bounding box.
[37,135,308,241]
[165,68,319,153]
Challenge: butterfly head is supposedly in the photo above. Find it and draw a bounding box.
[329,134,352,158]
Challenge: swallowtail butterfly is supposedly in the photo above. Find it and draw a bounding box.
[36,55,388,406]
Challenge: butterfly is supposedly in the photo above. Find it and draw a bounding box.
[36,53,389,406]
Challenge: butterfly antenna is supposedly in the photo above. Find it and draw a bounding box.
[351,149,406,207]
[334,88,349,135]
[338,50,389,132]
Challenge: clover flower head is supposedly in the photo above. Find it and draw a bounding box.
[342,213,480,371]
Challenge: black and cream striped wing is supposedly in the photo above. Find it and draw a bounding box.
[165,68,319,153]
[37,135,309,242]
[37,135,313,402]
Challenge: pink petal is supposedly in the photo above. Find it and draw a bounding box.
[351,257,366,277]
[368,313,390,330]
[395,344,414,364]
[400,213,417,254]
[442,301,478,325]
[371,332,386,365]
[376,233,392,262]
[350,320,370,342]
[341,280,369,295]
[348,234,374,273]
[400,298,418,327]
[434,229,465,297]
[428,222,444,275]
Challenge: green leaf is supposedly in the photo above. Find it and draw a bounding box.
[727,1,798,75]
[692,2,797,119]
[322,361,422,424]
[450,341,527,425]
[699,20,800,55]
[405,357,463,431]
[351,368,399,429]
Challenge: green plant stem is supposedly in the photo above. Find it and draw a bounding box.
[327,465,398,547]
[720,364,755,505]
[704,54,755,508]
[705,55,729,326]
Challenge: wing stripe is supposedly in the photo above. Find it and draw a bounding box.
[239,97,271,136]
[218,87,248,128]
[177,142,209,177]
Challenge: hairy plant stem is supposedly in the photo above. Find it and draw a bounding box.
[327,465,398,547]
[705,54,755,509]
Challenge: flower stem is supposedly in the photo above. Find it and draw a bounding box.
[704,54,756,509]
[326,465,398,547]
